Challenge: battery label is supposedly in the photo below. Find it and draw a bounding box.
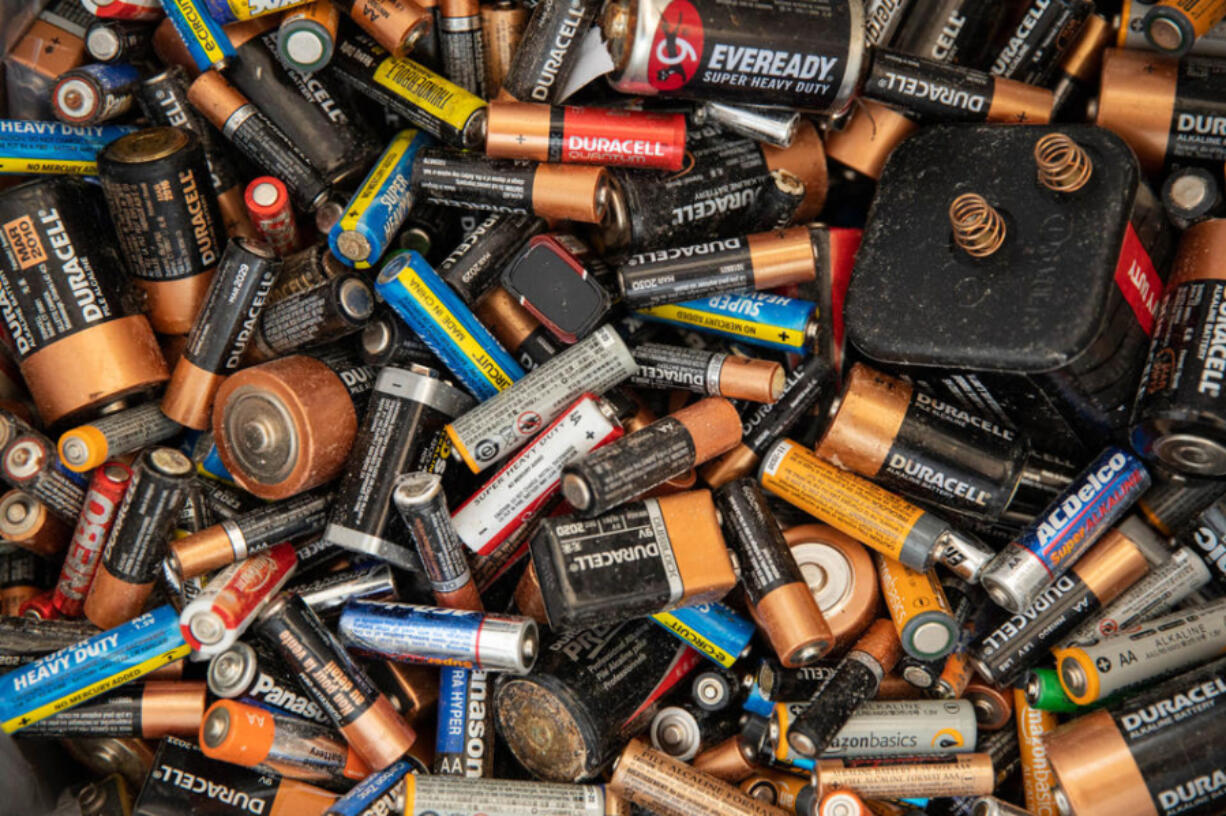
[182,252,278,374]
[989,0,1090,84]
[1114,222,1161,336]
[0,121,134,173]
[373,57,487,133]
[637,291,814,353]
[80,404,183,457]
[333,129,430,270]
[403,776,606,816]
[621,237,753,308]
[1139,279,1226,425]
[868,50,994,121]
[630,343,727,394]
[159,0,235,71]
[327,758,412,816]
[339,604,488,668]
[435,668,491,776]
[0,605,188,732]
[1168,57,1226,166]
[17,686,142,736]
[650,602,754,667]
[412,152,538,213]
[570,417,696,511]
[973,573,1087,685]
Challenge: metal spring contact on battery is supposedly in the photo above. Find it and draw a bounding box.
[1034,133,1092,193]
[949,193,1006,258]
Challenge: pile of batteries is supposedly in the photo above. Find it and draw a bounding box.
[11,0,1226,815]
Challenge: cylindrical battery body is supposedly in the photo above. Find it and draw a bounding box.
[245,177,301,257]
[2,436,85,523]
[15,681,206,739]
[482,0,526,95]
[440,213,546,306]
[333,0,434,58]
[1144,0,1226,56]
[1014,690,1058,816]
[875,554,959,661]
[52,462,131,617]
[247,273,374,362]
[629,343,784,403]
[434,667,495,777]
[989,0,1093,85]
[58,403,182,473]
[810,754,996,801]
[439,0,487,96]
[53,63,141,125]
[499,0,601,104]
[392,472,482,610]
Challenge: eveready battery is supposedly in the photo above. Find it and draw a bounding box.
[376,251,524,400]
[159,0,236,71]
[58,404,182,473]
[51,463,131,618]
[600,0,865,113]
[180,542,297,660]
[434,667,494,776]
[0,121,135,176]
[331,129,433,269]
[650,601,755,668]
[0,604,189,733]
[636,292,818,355]
[338,600,538,673]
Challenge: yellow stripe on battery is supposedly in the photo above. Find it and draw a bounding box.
[652,610,737,667]
[227,0,313,19]
[338,129,419,236]
[640,303,808,351]
[0,159,97,175]
[373,57,487,131]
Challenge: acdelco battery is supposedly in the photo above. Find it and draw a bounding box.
[845,124,1172,462]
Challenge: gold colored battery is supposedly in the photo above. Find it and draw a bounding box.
[1014,690,1058,816]
[740,770,808,812]
[1144,0,1226,54]
[825,101,919,180]
[965,679,1013,731]
[783,524,879,651]
[343,0,434,57]
[693,736,760,783]
[481,0,527,97]
[0,490,70,558]
[812,754,996,800]
[874,553,959,660]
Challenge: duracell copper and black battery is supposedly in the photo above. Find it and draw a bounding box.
[161,237,280,430]
[528,490,737,630]
[970,523,1151,687]
[271,243,347,303]
[863,49,1053,125]
[437,0,486,96]
[0,177,168,426]
[2,434,85,522]
[499,0,600,104]
[200,698,370,788]
[323,365,473,570]
[58,403,182,473]
[863,0,913,47]
[255,592,416,771]
[475,286,562,370]
[392,472,482,611]
[16,681,205,739]
[1046,655,1226,816]
[334,0,434,57]
[245,273,374,363]
[989,0,1093,85]
[1181,491,1226,591]
[1050,13,1112,119]
[650,702,741,763]
[561,397,742,517]
[716,479,833,667]
[186,71,330,211]
[874,554,959,661]
[781,619,901,758]
[759,440,995,583]
[1162,166,1224,231]
[744,659,840,717]
[618,227,822,310]
[481,0,526,95]
[806,754,996,804]
[631,343,784,403]
[892,0,1008,67]
[1133,219,1226,477]
[0,491,71,559]
[439,213,546,306]
[411,148,611,224]
[1144,0,1226,56]
[98,126,222,335]
[83,448,194,630]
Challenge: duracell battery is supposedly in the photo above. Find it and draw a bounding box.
[1013,690,1057,816]
[412,148,612,224]
[529,490,737,630]
[808,754,997,803]
[0,550,51,621]
[716,479,833,667]
[618,227,821,310]
[475,286,562,370]
[255,593,416,771]
[630,344,784,404]
[2,434,85,522]
[17,681,205,739]
[334,0,434,57]
[392,472,482,611]
[481,0,526,95]
[864,49,1053,125]
[98,126,222,335]
[58,403,182,473]
[84,448,193,630]
[0,177,169,426]
[1162,166,1224,231]
[186,71,330,211]
[246,273,374,363]
[1144,0,1226,56]
[783,619,902,758]
[561,397,741,517]
[1046,655,1226,816]
[989,0,1093,86]
[610,738,791,816]
[271,242,348,304]
[1051,13,1112,118]
[0,491,71,559]
[970,526,1150,687]
[361,308,441,370]
[438,0,486,96]
[162,237,280,430]
[892,0,1008,67]
[440,213,546,306]
[863,0,913,47]
[875,554,959,661]
[499,0,600,104]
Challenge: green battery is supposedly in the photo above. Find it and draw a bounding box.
[1022,668,1080,714]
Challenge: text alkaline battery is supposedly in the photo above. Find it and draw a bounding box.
[636,292,820,356]
[441,213,546,306]
[207,640,332,726]
[650,601,754,668]
[0,120,136,176]
[278,0,341,73]
[331,129,433,270]
[2,435,85,523]
[1143,0,1226,56]
[977,447,1151,614]
[180,542,297,660]
[769,699,978,763]
[375,251,525,401]
[434,667,494,777]
[630,343,783,404]
[500,234,612,343]
[338,600,538,673]
[806,755,996,804]
[245,177,300,257]
[246,274,375,362]
[14,679,205,739]
[51,461,131,618]
[391,472,482,611]
[52,63,141,125]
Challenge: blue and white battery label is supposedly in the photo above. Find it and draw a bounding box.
[651,602,755,668]
[636,291,816,354]
[0,121,136,175]
[326,759,413,816]
[0,605,189,732]
[338,602,486,667]
[159,0,236,71]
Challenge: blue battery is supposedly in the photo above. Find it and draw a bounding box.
[0,605,190,732]
[635,291,817,354]
[330,129,433,270]
[327,758,415,816]
[435,667,492,776]
[374,251,525,400]
[0,120,136,175]
[650,602,755,668]
[159,0,236,71]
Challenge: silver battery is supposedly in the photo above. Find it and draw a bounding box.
[697,102,801,148]
[863,0,913,46]
[292,562,397,613]
[770,699,977,764]
[973,797,1036,816]
[650,706,705,761]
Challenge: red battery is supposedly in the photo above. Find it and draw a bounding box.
[18,590,61,621]
[485,101,688,172]
[51,461,133,618]
[244,176,302,257]
[82,0,164,21]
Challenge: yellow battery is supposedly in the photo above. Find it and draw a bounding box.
[1014,689,1058,816]
[874,554,959,661]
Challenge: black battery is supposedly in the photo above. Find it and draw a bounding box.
[2,434,85,523]
[500,0,601,104]
[989,0,1093,86]
[99,449,195,590]
[891,0,1009,67]
[248,273,374,362]
[85,19,154,64]
[139,67,241,200]
[844,124,1173,461]
[500,234,612,343]
[440,213,546,306]
[361,307,442,369]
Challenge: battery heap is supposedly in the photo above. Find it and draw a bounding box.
[10,0,1226,815]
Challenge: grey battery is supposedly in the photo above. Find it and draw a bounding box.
[696,102,801,149]
[290,562,398,614]
[391,472,477,602]
[771,699,978,762]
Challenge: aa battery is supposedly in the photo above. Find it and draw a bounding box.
[486,101,687,171]
[601,0,865,113]
[278,0,340,72]
[52,462,132,617]
[85,19,153,63]
[438,0,486,95]
[1046,655,1226,816]
[630,344,783,404]
[499,0,600,104]
[186,71,330,211]
[322,364,470,569]
[637,292,819,356]
[1143,0,1226,56]
[245,177,300,257]
[180,543,297,660]
[17,681,205,739]
[992,451,1149,596]
[2,435,85,523]
[892,0,1008,66]
[808,755,997,803]
[445,325,634,473]
[0,120,135,176]
[745,659,840,718]
[783,619,902,758]
[158,0,236,72]
[246,274,373,363]
[255,592,416,770]
[1022,667,1082,714]
[434,667,494,776]
[207,640,332,726]
[393,472,481,610]
[338,600,538,673]
[989,0,1093,85]
[329,33,487,148]
[0,604,190,733]
[650,703,740,762]
[482,0,526,95]
[374,250,525,400]
[1054,596,1226,706]
[759,440,994,582]
[58,404,182,473]
[875,554,960,661]
[972,798,1034,816]
[740,769,809,812]
[412,148,611,224]
[771,699,977,762]
[451,392,622,556]
[1013,691,1057,816]
[292,562,398,614]
[650,602,755,668]
[331,129,433,269]
[52,63,140,125]
[200,698,369,787]
[161,237,280,430]
[0,496,69,567]
[441,213,546,306]
[1119,0,1226,58]
[0,177,168,425]
[334,0,434,57]
[1051,13,1112,118]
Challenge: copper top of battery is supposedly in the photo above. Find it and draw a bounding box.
[1046,709,1156,816]
[669,397,743,465]
[1096,48,1177,176]
[701,444,763,489]
[530,164,610,224]
[213,355,359,500]
[476,286,542,350]
[813,754,995,800]
[104,127,190,164]
[717,357,785,404]
[225,15,279,49]
[747,227,820,290]
[340,692,417,770]
[486,101,553,161]
[1061,14,1112,83]
[816,364,908,478]
[1170,218,1226,285]
[441,0,480,17]
[753,580,834,667]
[350,0,433,56]
[142,273,218,336]
[851,618,902,672]
[85,557,156,630]
[22,314,168,427]
[372,661,440,724]
[654,490,739,602]
[1073,527,1151,603]
[142,681,208,738]
[0,490,68,557]
[187,70,250,131]
[782,525,879,649]
[162,358,227,430]
[964,680,1013,731]
[761,120,827,222]
[169,525,235,580]
[987,78,1054,124]
[825,101,919,180]
[692,736,759,783]
[513,562,549,623]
